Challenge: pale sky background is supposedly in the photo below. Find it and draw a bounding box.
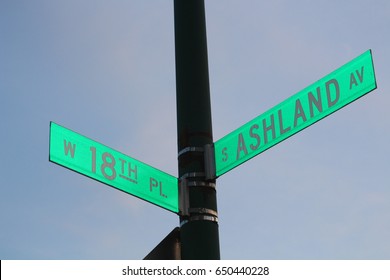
[1,0,389,259]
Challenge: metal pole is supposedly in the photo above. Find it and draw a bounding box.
[174,0,220,259]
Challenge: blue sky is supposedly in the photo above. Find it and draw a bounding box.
[1,0,389,259]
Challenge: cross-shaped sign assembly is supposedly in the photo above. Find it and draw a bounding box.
[49,1,377,259]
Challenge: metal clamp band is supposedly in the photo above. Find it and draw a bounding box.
[179,172,205,180]
[178,146,204,157]
[189,215,219,223]
[187,181,216,188]
[180,215,219,226]
[189,208,218,217]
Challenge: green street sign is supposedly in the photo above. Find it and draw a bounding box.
[49,122,179,213]
[214,50,377,177]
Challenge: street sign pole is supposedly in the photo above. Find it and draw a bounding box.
[174,0,220,259]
